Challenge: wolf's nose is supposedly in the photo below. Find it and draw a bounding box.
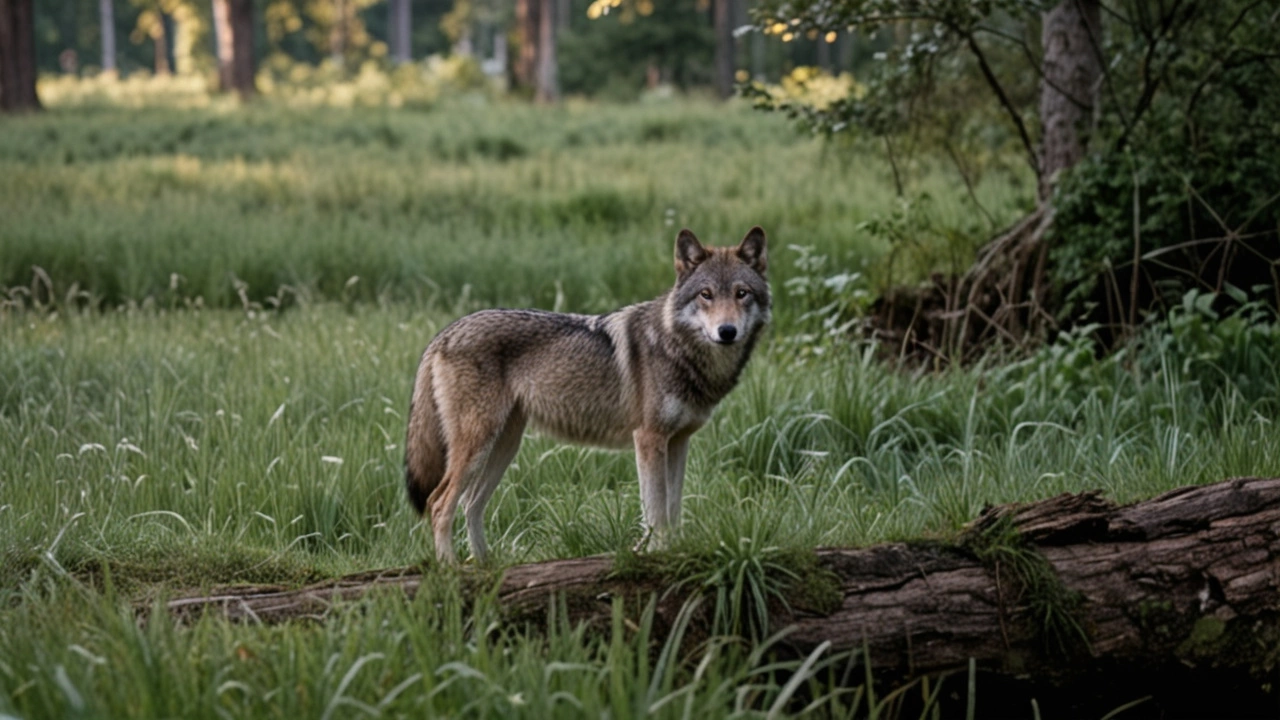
[717,324,738,342]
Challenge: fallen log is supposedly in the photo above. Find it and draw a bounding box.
[167,477,1280,682]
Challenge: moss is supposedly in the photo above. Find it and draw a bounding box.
[606,545,842,640]
[1181,616,1227,651]
[961,515,1091,658]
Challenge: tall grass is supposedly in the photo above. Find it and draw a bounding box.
[0,98,1027,319]
[3,98,1278,717]
[4,301,1278,590]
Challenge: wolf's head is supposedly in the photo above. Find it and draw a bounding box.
[668,227,772,348]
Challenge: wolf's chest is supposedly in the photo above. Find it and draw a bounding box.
[659,395,712,433]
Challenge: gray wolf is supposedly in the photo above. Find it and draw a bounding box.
[404,227,771,562]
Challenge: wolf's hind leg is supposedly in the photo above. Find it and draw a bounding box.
[462,410,526,562]
[429,401,512,564]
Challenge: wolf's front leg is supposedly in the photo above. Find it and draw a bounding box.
[633,428,669,549]
[665,432,691,531]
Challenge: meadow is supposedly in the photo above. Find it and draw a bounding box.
[3,95,1280,718]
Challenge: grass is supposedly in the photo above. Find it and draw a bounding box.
[3,94,1280,718]
[6,303,1277,592]
[0,97,1028,321]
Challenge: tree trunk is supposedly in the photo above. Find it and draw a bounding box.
[330,0,348,67]
[99,0,116,74]
[712,0,734,98]
[514,0,537,91]
[556,0,570,31]
[152,12,171,76]
[0,0,41,112]
[534,0,557,102]
[875,0,1103,361]
[388,0,411,65]
[167,477,1280,683]
[212,0,257,97]
[815,32,830,71]
[212,0,233,87]
[1038,0,1101,198]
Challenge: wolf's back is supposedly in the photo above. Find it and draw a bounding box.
[405,358,447,515]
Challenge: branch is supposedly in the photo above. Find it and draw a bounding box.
[964,33,1040,179]
[973,23,1093,112]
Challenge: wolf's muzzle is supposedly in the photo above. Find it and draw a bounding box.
[717,324,738,343]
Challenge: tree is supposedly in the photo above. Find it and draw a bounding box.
[131,2,173,75]
[387,0,411,64]
[0,0,41,112]
[514,0,558,101]
[712,0,733,98]
[535,0,558,101]
[212,0,255,96]
[563,0,713,97]
[748,0,1280,359]
[100,0,117,73]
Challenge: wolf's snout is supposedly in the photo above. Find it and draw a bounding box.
[717,324,738,343]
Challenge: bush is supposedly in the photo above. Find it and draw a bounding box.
[1050,17,1280,332]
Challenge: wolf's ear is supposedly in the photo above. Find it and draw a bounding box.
[737,226,767,275]
[675,229,709,277]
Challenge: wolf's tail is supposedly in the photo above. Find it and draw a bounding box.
[405,357,447,516]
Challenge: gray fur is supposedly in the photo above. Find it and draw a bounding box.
[405,227,771,562]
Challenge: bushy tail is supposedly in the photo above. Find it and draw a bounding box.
[405,359,447,516]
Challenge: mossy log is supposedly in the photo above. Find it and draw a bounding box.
[167,477,1280,679]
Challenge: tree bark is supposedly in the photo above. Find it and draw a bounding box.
[871,1,1104,359]
[330,0,349,67]
[99,0,116,74]
[212,0,256,97]
[0,0,41,112]
[388,0,411,65]
[151,11,171,76]
[534,0,557,102]
[712,0,734,98]
[1038,0,1102,198]
[167,477,1280,681]
[514,0,537,91]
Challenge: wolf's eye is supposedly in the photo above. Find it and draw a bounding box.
[735,289,751,300]
[699,289,713,300]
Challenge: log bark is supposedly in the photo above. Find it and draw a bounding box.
[167,477,1280,680]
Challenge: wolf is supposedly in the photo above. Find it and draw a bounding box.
[404,227,771,562]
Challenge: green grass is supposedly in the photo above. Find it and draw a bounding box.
[3,96,1279,718]
[0,97,1028,320]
